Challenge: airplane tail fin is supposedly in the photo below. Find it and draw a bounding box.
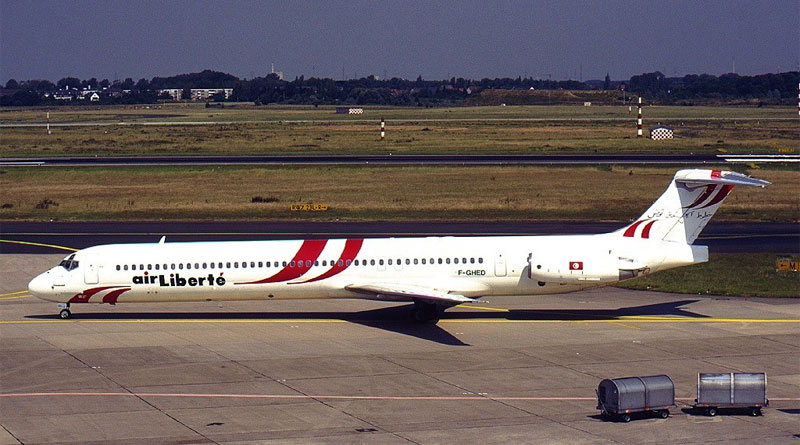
[617,169,770,244]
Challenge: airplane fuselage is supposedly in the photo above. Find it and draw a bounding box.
[29,233,704,305]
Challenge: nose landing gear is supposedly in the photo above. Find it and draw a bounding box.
[57,303,71,319]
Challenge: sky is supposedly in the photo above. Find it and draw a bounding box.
[1,0,798,83]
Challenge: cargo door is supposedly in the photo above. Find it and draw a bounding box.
[84,254,99,284]
[494,253,507,277]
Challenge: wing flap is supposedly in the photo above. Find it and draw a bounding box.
[345,283,473,305]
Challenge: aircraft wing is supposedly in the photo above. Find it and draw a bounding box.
[345,283,474,305]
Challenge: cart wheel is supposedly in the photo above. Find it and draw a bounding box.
[660,410,669,419]
[707,408,716,417]
[621,414,631,423]
[751,408,761,417]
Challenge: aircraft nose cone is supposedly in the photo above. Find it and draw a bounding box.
[28,273,52,298]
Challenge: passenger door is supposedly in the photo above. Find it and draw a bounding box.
[494,253,507,277]
[84,255,99,284]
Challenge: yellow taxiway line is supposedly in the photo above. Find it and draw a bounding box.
[0,294,31,301]
[0,239,78,252]
[0,317,797,325]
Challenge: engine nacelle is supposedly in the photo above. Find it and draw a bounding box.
[529,254,621,284]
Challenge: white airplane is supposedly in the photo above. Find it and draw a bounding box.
[29,169,769,323]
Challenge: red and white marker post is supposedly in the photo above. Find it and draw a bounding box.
[637,97,643,138]
[380,117,385,141]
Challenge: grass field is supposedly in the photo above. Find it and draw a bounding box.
[618,253,799,298]
[1,104,797,156]
[1,165,796,222]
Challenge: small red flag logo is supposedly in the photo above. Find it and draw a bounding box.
[569,261,583,270]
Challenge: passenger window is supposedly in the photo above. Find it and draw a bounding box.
[470,258,475,264]
[123,265,128,271]
[421,259,426,265]
[171,264,176,270]
[414,258,418,265]
[202,263,207,268]
[116,265,121,271]
[478,258,483,264]
[388,259,393,265]
[147,264,152,270]
[405,259,410,265]
[258,261,263,268]
[187,263,192,270]
[446,258,451,264]
[305,260,311,267]
[179,263,184,270]
[371,259,376,266]
[338,260,344,267]
[379,259,384,266]
[226,262,231,268]
[234,262,239,268]
[155,264,160,270]
[438,258,443,264]
[354,260,359,266]
[290,261,295,267]
[194,263,199,269]
[462,258,467,264]
[210,263,215,269]
[322,260,327,266]
[397,259,401,265]
[250,262,255,268]
[454,258,459,264]
[242,262,247,268]
[282,261,287,267]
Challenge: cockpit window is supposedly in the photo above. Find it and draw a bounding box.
[59,254,79,271]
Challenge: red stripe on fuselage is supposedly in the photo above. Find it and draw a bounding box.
[235,239,328,284]
[699,185,733,209]
[684,184,717,209]
[293,239,364,284]
[102,288,130,304]
[623,220,645,237]
[641,220,656,239]
[68,286,124,303]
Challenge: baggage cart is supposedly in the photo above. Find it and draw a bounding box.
[596,375,675,422]
[694,372,768,416]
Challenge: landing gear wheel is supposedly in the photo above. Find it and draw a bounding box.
[412,302,441,324]
[59,308,71,319]
[659,410,670,419]
[621,414,631,423]
[707,408,716,417]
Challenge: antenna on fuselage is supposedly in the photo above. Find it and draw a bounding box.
[158,236,166,244]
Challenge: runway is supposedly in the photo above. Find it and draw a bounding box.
[1,221,797,254]
[2,153,799,167]
[1,254,798,444]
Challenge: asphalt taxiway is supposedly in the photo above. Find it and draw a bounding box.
[1,254,798,444]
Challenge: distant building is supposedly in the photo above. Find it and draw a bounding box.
[158,89,183,101]
[190,88,233,101]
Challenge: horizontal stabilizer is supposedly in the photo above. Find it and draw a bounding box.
[674,169,771,188]
[345,283,473,305]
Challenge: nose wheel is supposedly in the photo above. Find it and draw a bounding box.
[57,303,71,319]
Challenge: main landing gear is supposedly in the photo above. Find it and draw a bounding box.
[57,303,71,319]
[412,301,443,324]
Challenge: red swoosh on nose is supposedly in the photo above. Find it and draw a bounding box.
[68,286,124,303]
[235,239,328,284]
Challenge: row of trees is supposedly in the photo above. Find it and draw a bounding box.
[2,69,798,107]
